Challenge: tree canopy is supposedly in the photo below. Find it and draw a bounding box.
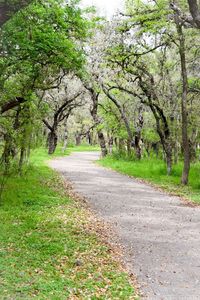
[0,0,199,186]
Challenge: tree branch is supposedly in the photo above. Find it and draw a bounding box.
[1,97,26,114]
[42,119,53,131]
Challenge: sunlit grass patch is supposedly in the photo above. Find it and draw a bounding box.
[99,155,200,204]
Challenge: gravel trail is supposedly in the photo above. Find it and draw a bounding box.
[49,151,200,300]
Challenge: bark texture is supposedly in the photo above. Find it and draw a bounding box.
[0,1,32,27]
[187,0,200,28]
[47,131,58,155]
[176,23,190,185]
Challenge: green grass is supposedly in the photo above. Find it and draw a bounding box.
[67,144,100,152]
[98,154,200,204]
[0,147,137,299]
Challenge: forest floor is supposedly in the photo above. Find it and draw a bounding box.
[50,151,200,300]
[0,148,136,299]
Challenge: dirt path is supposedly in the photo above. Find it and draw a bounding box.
[50,152,200,300]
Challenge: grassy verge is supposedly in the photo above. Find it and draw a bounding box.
[49,144,100,156]
[0,148,137,299]
[67,144,100,152]
[98,155,200,204]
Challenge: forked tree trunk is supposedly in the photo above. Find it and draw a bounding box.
[86,86,108,158]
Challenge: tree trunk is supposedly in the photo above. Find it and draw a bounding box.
[149,103,172,174]
[165,143,173,176]
[87,86,108,157]
[176,23,190,185]
[98,131,108,157]
[75,133,81,146]
[174,140,179,164]
[187,0,200,28]
[62,125,68,153]
[181,85,190,184]
[18,147,25,173]
[47,131,58,155]
[134,107,144,160]
[62,139,68,153]
[135,140,142,160]
[139,77,173,174]
[1,134,16,170]
[108,136,114,154]
[127,139,132,157]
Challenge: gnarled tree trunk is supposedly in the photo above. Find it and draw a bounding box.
[47,131,58,155]
[98,132,107,157]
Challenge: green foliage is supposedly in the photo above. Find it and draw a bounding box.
[188,77,200,90]
[142,128,160,143]
[125,0,171,34]
[99,100,134,140]
[0,0,88,95]
[0,0,91,172]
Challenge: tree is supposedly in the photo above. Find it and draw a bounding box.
[172,9,190,184]
[83,24,109,157]
[0,0,87,114]
[42,74,84,154]
[0,0,88,170]
[100,0,199,181]
[102,85,135,157]
[84,82,108,157]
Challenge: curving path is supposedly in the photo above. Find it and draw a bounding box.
[50,151,200,300]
